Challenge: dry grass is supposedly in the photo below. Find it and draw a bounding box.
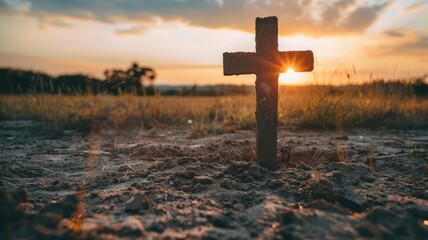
[0,87,427,135]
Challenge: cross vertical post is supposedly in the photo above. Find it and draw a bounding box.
[255,17,279,171]
[223,16,314,171]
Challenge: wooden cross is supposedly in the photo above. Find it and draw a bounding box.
[223,16,314,171]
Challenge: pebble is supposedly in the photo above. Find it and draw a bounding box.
[193,176,214,185]
[309,171,365,212]
[360,175,376,183]
[146,221,166,233]
[118,165,134,172]
[304,199,349,215]
[125,194,145,213]
[115,216,145,237]
[233,203,245,211]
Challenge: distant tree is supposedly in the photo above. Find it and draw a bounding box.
[411,75,427,97]
[163,89,179,96]
[104,62,156,95]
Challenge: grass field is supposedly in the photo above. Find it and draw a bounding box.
[0,85,427,135]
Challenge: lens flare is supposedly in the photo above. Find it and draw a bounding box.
[279,68,306,85]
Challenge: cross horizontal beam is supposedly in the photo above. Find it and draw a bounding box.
[223,51,314,76]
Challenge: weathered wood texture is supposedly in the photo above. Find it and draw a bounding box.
[223,51,313,75]
[223,16,314,171]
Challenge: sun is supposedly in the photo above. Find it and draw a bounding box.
[279,67,306,85]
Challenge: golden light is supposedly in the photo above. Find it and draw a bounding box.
[279,67,307,85]
[424,220,428,226]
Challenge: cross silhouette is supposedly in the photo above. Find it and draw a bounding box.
[223,16,314,170]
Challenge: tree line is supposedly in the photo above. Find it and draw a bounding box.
[0,62,156,95]
[0,63,426,97]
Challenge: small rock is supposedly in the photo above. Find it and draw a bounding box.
[386,176,395,182]
[118,165,134,172]
[175,170,196,180]
[354,223,383,239]
[297,162,311,170]
[366,207,402,231]
[193,176,214,185]
[220,178,249,191]
[279,208,361,239]
[268,179,285,189]
[223,202,233,208]
[233,203,245,211]
[280,210,302,225]
[360,175,375,183]
[366,202,428,239]
[115,216,145,237]
[304,199,349,215]
[210,211,237,229]
[146,221,166,233]
[40,194,79,219]
[308,171,365,212]
[125,194,144,213]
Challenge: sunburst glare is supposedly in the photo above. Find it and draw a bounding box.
[279,68,308,85]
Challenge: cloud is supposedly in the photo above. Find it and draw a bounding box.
[370,30,428,60]
[321,0,357,28]
[342,4,387,30]
[2,0,31,12]
[0,0,392,36]
[403,1,428,13]
[115,25,149,36]
[385,30,404,37]
[397,35,428,53]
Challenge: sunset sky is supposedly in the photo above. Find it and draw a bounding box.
[0,0,427,85]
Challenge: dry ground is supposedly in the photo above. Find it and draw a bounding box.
[1,119,427,239]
